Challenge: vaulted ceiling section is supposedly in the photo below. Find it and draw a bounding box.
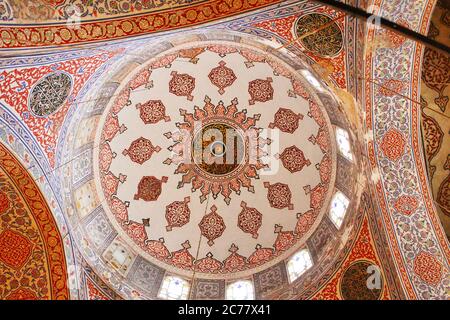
[0,0,448,300]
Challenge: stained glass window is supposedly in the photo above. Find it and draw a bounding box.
[226,280,255,300]
[287,249,313,283]
[335,127,353,161]
[330,191,350,229]
[157,276,190,300]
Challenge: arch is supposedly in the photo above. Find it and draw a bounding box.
[0,143,69,300]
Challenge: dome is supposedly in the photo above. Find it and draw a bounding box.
[0,0,448,302]
[60,32,359,299]
[95,40,336,278]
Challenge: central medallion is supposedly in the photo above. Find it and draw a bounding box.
[192,122,244,176]
[165,96,268,204]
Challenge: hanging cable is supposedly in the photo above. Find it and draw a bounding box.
[188,193,211,300]
[310,0,450,56]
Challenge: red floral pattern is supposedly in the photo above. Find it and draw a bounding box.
[238,201,262,239]
[0,229,33,270]
[195,253,222,273]
[99,142,115,172]
[269,108,303,133]
[0,191,10,214]
[264,182,294,210]
[248,77,274,105]
[122,137,160,165]
[165,197,191,231]
[171,241,194,270]
[379,79,406,97]
[223,244,246,272]
[279,146,311,173]
[380,128,406,162]
[394,195,419,216]
[208,60,236,94]
[136,100,170,125]
[102,113,127,142]
[169,71,195,101]
[273,225,296,252]
[5,288,37,300]
[413,251,443,286]
[134,176,168,201]
[386,19,410,47]
[248,245,274,266]
[198,205,226,246]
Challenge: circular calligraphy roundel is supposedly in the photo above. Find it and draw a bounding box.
[29,72,72,117]
[295,13,343,57]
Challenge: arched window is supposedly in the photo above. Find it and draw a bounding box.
[329,191,350,229]
[226,280,255,300]
[158,276,190,300]
[335,127,353,161]
[287,249,313,283]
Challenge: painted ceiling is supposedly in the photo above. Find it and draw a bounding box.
[420,0,450,241]
[95,41,337,279]
[0,0,284,48]
[55,29,359,299]
[0,0,448,300]
[2,0,283,22]
[0,144,69,300]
